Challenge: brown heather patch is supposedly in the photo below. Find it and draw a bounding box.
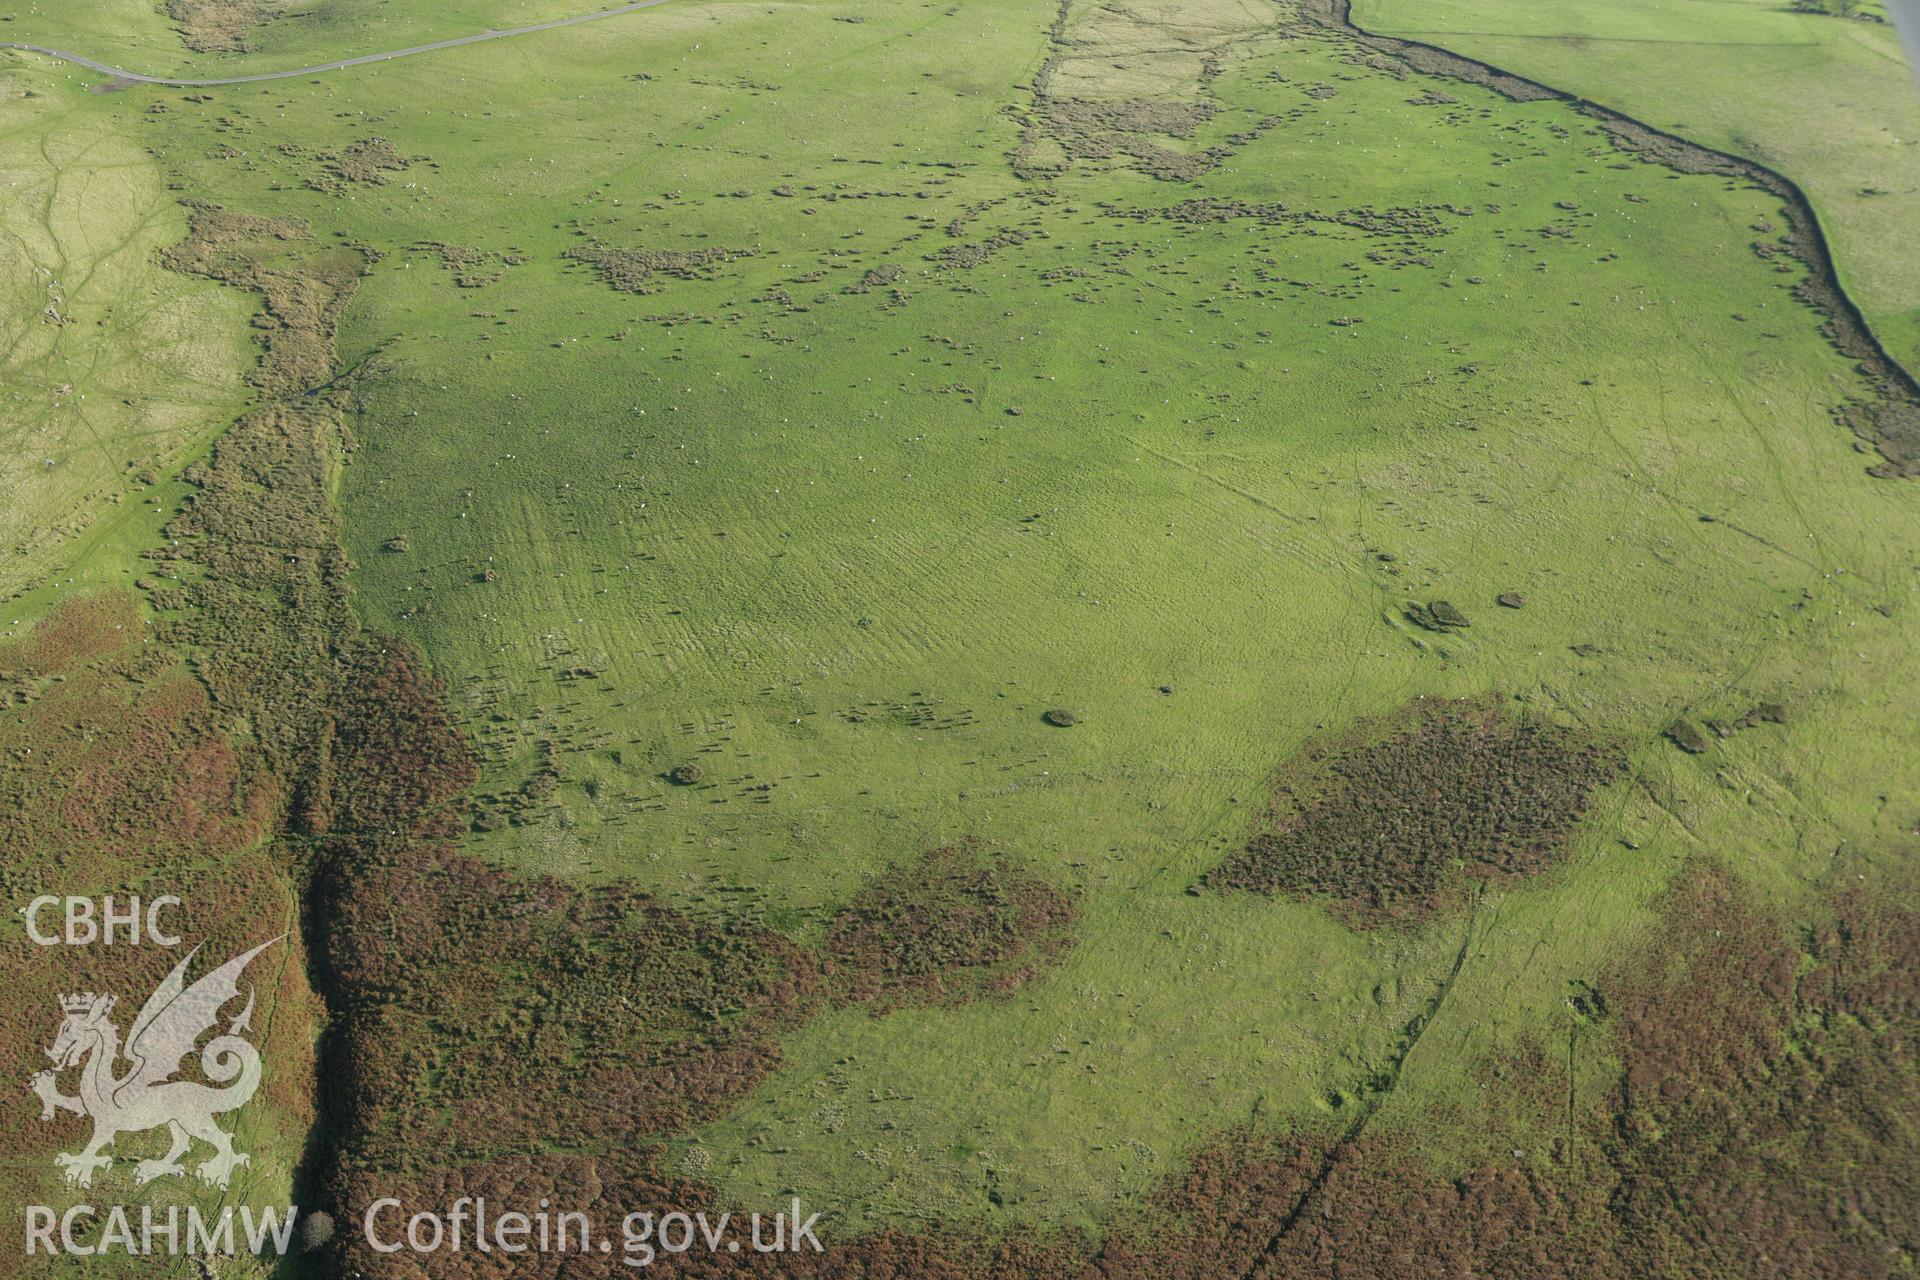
[151,206,371,809]
[321,850,815,1168]
[414,240,525,289]
[566,245,758,294]
[0,857,322,1222]
[293,635,816,1180]
[1026,98,1232,182]
[7,591,141,672]
[315,136,414,192]
[1596,864,1920,1279]
[1800,881,1920,1022]
[300,657,823,1270]
[1208,697,1626,927]
[1605,861,1795,1118]
[1105,1127,1598,1280]
[1045,97,1218,139]
[168,0,261,53]
[313,644,477,839]
[0,594,317,1227]
[60,683,245,844]
[0,594,277,887]
[159,205,366,402]
[824,844,1077,1009]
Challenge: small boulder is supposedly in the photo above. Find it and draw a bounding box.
[1665,720,1711,754]
[1408,601,1471,632]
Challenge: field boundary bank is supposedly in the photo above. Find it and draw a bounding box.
[0,0,672,88]
[1310,0,1920,475]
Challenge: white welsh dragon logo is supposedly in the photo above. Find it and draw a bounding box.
[26,939,278,1189]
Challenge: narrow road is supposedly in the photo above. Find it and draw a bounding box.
[0,0,673,88]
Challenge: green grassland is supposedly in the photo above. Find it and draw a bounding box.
[6,0,1919,1248]
[2,0,666,77]
[0,59,255,611]
[1354,0,1920,372]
